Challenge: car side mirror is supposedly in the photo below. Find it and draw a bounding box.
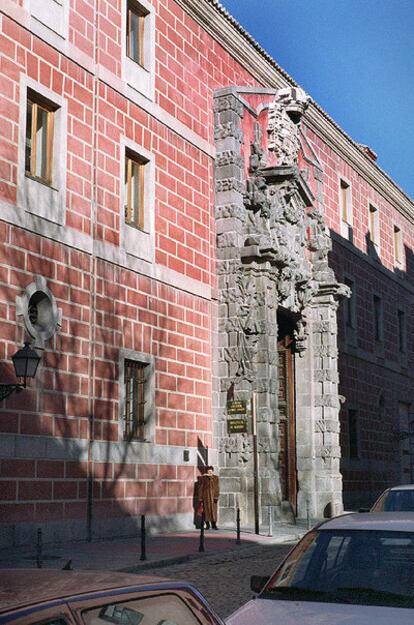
[250,575,270,593]
[358,507,370,513]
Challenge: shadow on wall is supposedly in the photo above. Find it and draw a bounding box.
[0,252,212,548]
[330,228,414,511]
[0,346,213,548]
[192,437,209,529]
[1,393,207,548]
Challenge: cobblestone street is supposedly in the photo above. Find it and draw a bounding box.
[131,542,294,619]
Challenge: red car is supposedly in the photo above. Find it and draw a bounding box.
[0,570,224,625]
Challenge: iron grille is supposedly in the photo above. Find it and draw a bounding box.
[124,360,146,440]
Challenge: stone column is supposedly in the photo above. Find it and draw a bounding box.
[296,285,344,521]
[213,89,246,523]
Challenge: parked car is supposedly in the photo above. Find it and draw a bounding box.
[370,484,414,512]
[0,569,224,625]
[227,512,414,625]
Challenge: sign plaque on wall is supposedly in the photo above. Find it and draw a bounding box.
[227,399,247,415]
[227,418,248,434]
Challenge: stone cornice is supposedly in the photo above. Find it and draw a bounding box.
[176,0,414,220]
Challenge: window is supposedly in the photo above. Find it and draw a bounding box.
[368,203,379,251]
[123,0,155,100]
[124,360,147,439]
[393,225,403,267]
[339,179,352,240]
[17,77,67,225]
[343,276,357,347]
[348,409,359,459]
[398,310,406,353]
[373,295,383,342]
[82,592,202,625]
[398,401,411,481]
[379,394,385,419]
[267,528,414,604]
[16,276,61,346]
[344,277,355,329]
[124,152,147,229]
[120,350,154,442]
[127,2,148,66]
[25,96,55,185]
[120,138,154,262]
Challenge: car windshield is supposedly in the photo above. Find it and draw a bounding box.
[373,490,414,512]
[263,529,414,608]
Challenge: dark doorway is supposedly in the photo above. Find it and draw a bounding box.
[277,312,297,515]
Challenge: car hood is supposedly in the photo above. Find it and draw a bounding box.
[226,598,414,625]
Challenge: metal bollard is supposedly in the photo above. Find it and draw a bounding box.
[36,528,43,569]
[236,507,241,545]
[140,514,147,561]
[268,505,273,537]
[198,511,205,552]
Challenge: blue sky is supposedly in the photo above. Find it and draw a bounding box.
[219,0,414,201]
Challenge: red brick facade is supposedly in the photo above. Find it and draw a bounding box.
[1,0,414,543]
[308,127,414,506]
[0,0,260,543]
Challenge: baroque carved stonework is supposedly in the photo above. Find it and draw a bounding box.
[214,86,348,520]
[213,95,244,116]
[215,204,245,221]
[216,151,244,168]
[268,87,309,166]
[219,434,252,464]
[215,178,245,193]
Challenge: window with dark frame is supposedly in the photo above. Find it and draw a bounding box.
[339,178,353,242]
[126,2,147,66]
[393,225,403,266]
[340,179,350,224]
[398,310,406,353]
[348,409,359,459]
[25,95,55,184]
[344,277,354,329]
[124,151,146,229]
[379,394,385,419]
[369,204,379,247]
[373,295,382,342]
[124,360,147,440]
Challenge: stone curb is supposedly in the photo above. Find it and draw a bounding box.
[120,533,302,572]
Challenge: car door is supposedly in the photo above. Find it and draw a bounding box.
[0,605,78,625]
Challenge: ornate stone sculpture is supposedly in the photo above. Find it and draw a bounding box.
[214,86,348,522]
[268,87,310,166]
[235,272,261,382]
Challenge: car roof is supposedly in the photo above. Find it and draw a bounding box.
[317,511,414,532]
[0,570,177,614]
[388,484,414,491]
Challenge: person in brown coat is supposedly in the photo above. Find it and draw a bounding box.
[198,466,220,529]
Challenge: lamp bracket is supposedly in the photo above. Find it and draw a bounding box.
[0,384,25,401]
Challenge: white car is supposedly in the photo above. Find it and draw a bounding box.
[371,484,414,511]
[227,512,414,625]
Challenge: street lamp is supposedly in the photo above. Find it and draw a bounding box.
[0,342,41,400]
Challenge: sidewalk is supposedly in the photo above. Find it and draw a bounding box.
[0,523,308,572]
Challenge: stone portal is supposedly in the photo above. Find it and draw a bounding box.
[213,86,349,527]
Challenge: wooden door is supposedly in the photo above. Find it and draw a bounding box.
[278,334,297,514]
